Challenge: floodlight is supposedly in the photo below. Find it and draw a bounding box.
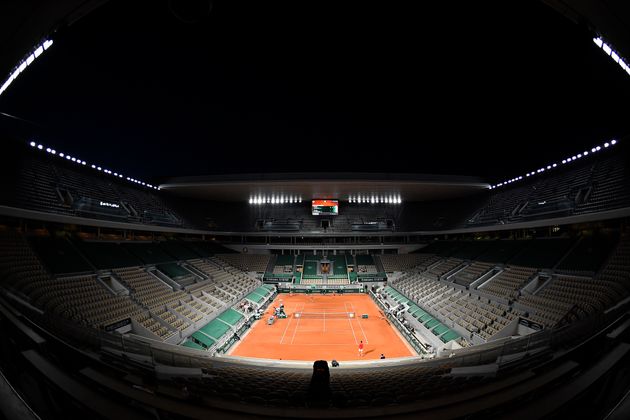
[26,54,34,66]
[59,153,64,157]
[603,43,612,55]
[37,144,43,149]
[19,62,26,73]
[552,163,557,167]
[596,146,601,151]
[71,157,76,162]
[604,142,609,148]
[547,165,551,170]
[612,52,619,63]
[43,40,53,50]
[97,167,102,171]
[611,140,617,145]
[583,151,588,156]
[594,37,603,48]
[34,46,44,58]
[82,161,86,165]
[51,150,56,155]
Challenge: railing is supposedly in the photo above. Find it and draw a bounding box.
[369,289,426,355]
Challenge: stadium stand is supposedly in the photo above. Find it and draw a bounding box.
[467,154,630,226]
[215,253,271,272]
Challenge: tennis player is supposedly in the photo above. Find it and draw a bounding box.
[358,340,364,357]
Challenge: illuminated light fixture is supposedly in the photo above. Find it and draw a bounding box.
[46,147,51,153]
[596,146,601,151]
[97,167,102,171]
[66,155,71,160]
[547,165,551,170]
[299,197,302,203]
[552,163,557,168]
[51,150,56,155]
[30,141,36,147]
[248,198,253,204]
[562,160,567,164]
[37,144,43,150]
[611,139,617,145]
[71,157,76,162]
[526,173,530,177]
[583,151,588,156]
[59,153,64,157]
[593,37,630,78]
[604,142,610,148]
[1,39,54,99]
[612,51,620,63]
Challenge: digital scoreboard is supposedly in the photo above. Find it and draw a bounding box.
[312,199,338,216]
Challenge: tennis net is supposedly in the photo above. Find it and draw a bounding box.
[294,312,355,319]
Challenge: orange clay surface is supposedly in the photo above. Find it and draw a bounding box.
[228,293,415,361]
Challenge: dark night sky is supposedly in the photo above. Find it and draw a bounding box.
[1,0,629,184]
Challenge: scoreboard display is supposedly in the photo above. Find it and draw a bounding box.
[312,199,338,216]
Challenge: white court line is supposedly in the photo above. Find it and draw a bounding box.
[344,302,359,345]
[290,303,304,345]
[279,304,297,344]
[350,302,369,344]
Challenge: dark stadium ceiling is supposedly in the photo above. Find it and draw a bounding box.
[159,173,489,202]
[1,1,630,183]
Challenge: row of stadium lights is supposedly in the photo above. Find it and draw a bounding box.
[249,196,303,205]
[29,141,159,190]
[348,196,402,204]
[0,39,53,98]
[489,140,618,190]
[593,37,630,77]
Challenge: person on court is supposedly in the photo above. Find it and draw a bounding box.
[358,340,364,357]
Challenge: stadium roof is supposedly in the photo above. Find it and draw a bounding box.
[159,173,489,202]
[1,1,630,182]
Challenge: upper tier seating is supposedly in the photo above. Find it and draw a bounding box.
[215,254,271,272]
[467,154,630,227]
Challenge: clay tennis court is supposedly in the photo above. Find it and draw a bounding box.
[228,293,416,361]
